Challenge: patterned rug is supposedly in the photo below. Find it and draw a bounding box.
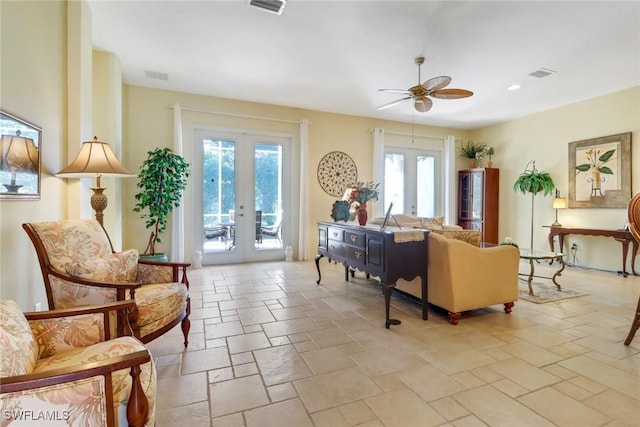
[518,281,589,304]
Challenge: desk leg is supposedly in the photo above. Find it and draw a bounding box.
[314,254,323,284]
[551,257,565,291]
[527,259,535,296]
[617,239,630,278]
[382,282,401,329]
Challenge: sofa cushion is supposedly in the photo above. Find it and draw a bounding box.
[67,249,139,283]
[0,300,38,377]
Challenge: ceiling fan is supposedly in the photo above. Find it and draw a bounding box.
[377,57,473,113]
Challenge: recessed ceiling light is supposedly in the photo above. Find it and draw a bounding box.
[508,84,521,91]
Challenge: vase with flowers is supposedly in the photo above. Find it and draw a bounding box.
[346,181,380,225]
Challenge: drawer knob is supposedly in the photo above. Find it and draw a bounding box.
[333,232,339,237]
[350,235,357,243]
[354,251,362,259]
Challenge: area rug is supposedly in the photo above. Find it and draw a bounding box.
[518,281,588,304]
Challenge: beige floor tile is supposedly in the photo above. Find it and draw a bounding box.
[486,357,561,391]
[261,317,320,338]
[156,371,209,408]
[267,382,297,402]
[339,400,377,425]
[429,396,470,421]
[492,378,529,398]
[227,330,271,354]
[560,355,640,399]
[451,414,489,426]
[181,346,231,375]
[417,344,497,375]
[209,374,269,417]
[211,413,244,427]
[306,326,354,348]
[584,389,640,424]
[237,305,276,325]
[155,401,210,427]
[205,320,245,339]
[518,387,610,426]
[499,341,565,366]
[508,325,577,348]
[254,343,312,386]
[453,384,554,426]
[552,380,595,401]
[294,366,382,413]
[301,346,357,374]
[365,387,446,426]
[394,363,466,402]
[245,398,313,427]
[311,408,350,427]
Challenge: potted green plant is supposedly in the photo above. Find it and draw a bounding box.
[513,160,555,249]
[513,160,555,196]
[134,147,190,260]
[458,141,487,168]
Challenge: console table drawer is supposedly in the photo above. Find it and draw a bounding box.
[329,243,366,268]
[328,227,345,242]
[345,231,366,248]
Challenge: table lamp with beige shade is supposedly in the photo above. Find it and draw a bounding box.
[56,136,135,226]
[552,189,567,226]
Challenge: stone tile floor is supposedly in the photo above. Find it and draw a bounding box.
[148,260,640,426]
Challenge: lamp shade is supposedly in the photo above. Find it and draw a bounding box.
[1,132,39,174]
[56,136,135,178]
[552,197,567,209]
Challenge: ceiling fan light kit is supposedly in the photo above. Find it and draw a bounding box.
[378,56,473,113]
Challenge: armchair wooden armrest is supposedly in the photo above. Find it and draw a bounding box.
[0,350,151,427]
[25,300,137,340]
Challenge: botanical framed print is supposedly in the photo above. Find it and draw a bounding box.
[0,110,41,200]
[568,132,631,208]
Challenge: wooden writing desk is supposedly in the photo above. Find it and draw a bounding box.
[547,226,638,277]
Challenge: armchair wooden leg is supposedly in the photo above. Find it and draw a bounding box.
[448,312,461,325]
[182,296,191,347]
[624,294,640,346]
[126,364,149,427]
[504,302,515,314]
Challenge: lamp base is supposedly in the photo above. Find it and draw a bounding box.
[2,183,23,193]
[90,186,108,226]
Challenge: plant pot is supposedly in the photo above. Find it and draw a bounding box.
[467,158,476,169]
[357,204,368,226]
[139,253,169,263]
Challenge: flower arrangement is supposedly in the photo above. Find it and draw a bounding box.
[344,181,380,205]
[330,181,380,222]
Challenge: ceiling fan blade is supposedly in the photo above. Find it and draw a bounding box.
[430,88,474,99]
[414,96,433,112]
[423,76,451,92]
[377,96,412,111]
[378,88,412,95]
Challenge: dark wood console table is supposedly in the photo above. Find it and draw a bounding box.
[315,222,428,328]
[547,226,638,277]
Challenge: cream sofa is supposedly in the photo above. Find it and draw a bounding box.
[375,215,520,324]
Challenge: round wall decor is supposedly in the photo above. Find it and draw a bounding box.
[317,151,358,197]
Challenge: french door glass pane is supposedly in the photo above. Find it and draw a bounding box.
[384,153,404,214]
[203,139,235,253]
[255,143,283,250]
[416,155,435,217]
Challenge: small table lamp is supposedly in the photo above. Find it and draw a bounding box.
[0,130,39,192]
[552,189,567,226]
[56,136,135,225]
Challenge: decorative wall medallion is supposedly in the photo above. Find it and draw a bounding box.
[317,151,358,197]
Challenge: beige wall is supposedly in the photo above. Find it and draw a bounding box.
[121,86,469,259]
[470,86,639,272]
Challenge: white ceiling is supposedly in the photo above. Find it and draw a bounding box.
[87,0,640,130]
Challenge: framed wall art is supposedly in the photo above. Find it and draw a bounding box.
[0,110,41,200]
[568,132,631,208]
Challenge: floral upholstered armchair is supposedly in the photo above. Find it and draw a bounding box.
[0,300,156,427]
[23,219,191,347]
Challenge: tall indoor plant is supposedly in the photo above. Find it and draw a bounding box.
[134,147,190,259]
[513,160,555,249]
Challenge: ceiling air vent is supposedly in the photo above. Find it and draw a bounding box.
[249,0,286,15]
[145,71,169,81]
[528,68,556,78]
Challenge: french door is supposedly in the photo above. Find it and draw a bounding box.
[193,129,292,265]
[384,147,442,217]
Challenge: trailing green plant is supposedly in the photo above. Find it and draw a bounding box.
[134,147,190,255]
[513,160,555,196]
[458,141,487,159]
